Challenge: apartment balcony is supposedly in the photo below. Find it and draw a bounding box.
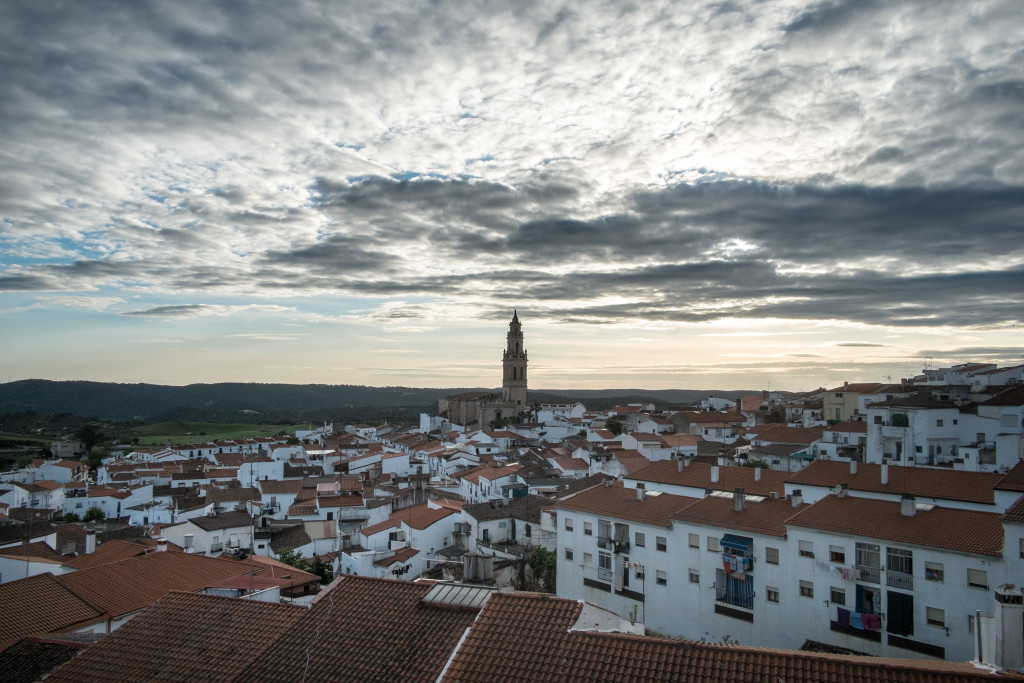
[857,565,881,584]
[886,570,913,591]
[879,426,908,438]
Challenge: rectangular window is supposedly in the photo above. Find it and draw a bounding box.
[707,536,719,552]
[766,587,779,603]
[830,587,846,605]
[798,540,814,558]
[1020,538,1024,559]
[583,552,593,565]
[656,570,667,586]
[598,519,611,541]
[688,533,699,548]
[968,568,988,589]
[564,517,573,531]
[927,607,945,627]
[766,546,779,565]
[925,561,944,582]
[565,548,573,561]
[635,532,645,548]
[936,419,943,427]
[656,536,667,552]
[598,552,612,572]
[829,545,846,564]
[800,580,814,598]
[583,521,593,536]
[689,569,700,584]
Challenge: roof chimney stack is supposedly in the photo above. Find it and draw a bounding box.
[734,487,746,512]
[84,530,97,555]
[711,465,719,483]
[156,538,168,552]
[850,460,858,475]
[901,492,916,517]
[837,483,848,499]
[791,489,803,508]
[677,455,683,473]
[754,466,761,481]
[881,463,889,485]
[636,483,645,502]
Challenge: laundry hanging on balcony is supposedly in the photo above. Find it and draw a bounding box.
[721,551,752,580]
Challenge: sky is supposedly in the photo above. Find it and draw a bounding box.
[1,1,1022,392]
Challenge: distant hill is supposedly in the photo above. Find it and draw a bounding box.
[0,380,760,424]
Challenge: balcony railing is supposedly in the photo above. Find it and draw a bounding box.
[886,570,913,590]
[857,565,881,584]
[597,537,613,550]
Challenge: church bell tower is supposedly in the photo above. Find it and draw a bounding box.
[502,310,528,409]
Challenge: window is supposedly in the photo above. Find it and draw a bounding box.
[656,570,667,586]
[598,552,612,575]
[800,580,814,598]
[707,536,719,552]
[766,587,779,603]
[799,540,814,558]
[565,517,573,531]
[927,607,945,627]
[925,561,944,582]
[766,546,779,564]
[635,532,645,548]
[598,519,611,541]
[830,587,846,605]
[583,521,593,536]
[688,533,699,548]
[874,415,882,424]
[689,569,700,584]
[829,545,845,563]
[968,568,988,589]
[635,566,645,580]
[565,548,573,561]
[1020,538,1024,559]
[936,419,943,427]
[656,536,667,552]
[583,552,593,565]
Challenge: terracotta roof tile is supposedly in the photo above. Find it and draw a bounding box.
[556,482,697,528]
[247,575,481,682]
[0,574,105,649]
[627,460,790,497]
[788,495,1004,556]
[0,636,90,683]
[996,461,1024,492]
[787,460,1001,505]
[1003,494,1024,524]
[45,592,305,682]
[671,496,805,537]
[60,539,148,569]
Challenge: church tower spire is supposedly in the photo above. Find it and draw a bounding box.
[502,310,528,409]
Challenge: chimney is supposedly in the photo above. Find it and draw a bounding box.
[684,456,690,468]
[84,530,97,555]
[850,460,858,475]
[901,492,916,517]
[791,489,803,508]
[156,538,168,552]
[837,483,848,498]
[677,456,683,473]
[734,487,746,512]
[881,463,889,485]
[636,483,646,502]
[754,466,761,481]
[711,465,719,483]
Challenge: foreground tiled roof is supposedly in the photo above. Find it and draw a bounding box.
[58,551,256,617]
[555,482,697,528]
[440,592,1020,683]
[1004,494,1024,524]
[787,460,1002,505]
[628,460,790,497]
[46,592,306,682]
[787,495,1004,556]
[246,575,482,682]
[60,539,148,569]
[0,636,91,683]
[996,461,1024,492]
[0,574,104,649]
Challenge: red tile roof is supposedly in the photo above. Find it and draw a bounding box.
[247,575,482,682]
[1003,494,1024,524]
[440,591,1020,683]
[45,591,305,682]
[60,539,148,569]
[627,460,790,497]
[788,495,1004,556]
[0,574,105,649]
[555,482,697,528]
[996,461,1024,492]
[787,460,1002,505]
[672,496,806,537]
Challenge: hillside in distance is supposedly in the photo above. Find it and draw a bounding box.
[0,380,761,423]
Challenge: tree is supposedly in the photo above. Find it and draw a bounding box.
[83,507,105,522]
[308,553,333,583]
[528,546,557,593]
[76,423,106,454]
[605,418,624,435]
[62,512,81,523]
[276,547,310,572]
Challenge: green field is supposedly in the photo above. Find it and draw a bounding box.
[129,421,310,446]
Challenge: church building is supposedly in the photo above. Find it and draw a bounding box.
[438,311,529,429]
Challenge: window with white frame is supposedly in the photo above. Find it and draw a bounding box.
[689,569,699,584]
[688,533,699,548]
[829,545,845,563]
[583,521,593,536]
[967,568,988,589]
[800,580,814,598]
[765,546,779,564]
[798,540,814,558]
[707,536,719,552]
[635,532,645,547]
[766,587,779,603]
[656,570,667,586]
[565,548,573,561]
[830,587,845,605]
[925,561,944,582]
[656,536,667,552]
[583,552,593,566]
[565,517,573,531]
